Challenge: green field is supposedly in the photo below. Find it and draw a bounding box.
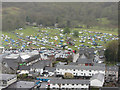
[2,26,118,50]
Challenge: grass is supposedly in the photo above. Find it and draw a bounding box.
[2,26,118,50]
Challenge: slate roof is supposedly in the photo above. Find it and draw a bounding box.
[100,87,120,90]
[56,65,105,71]
[106,66,118,72]
[2,59,18,70]
[68,62,78,65]
[93,63,106,67]
[90,73,104,82]
[18,60,52,70]
[0,63,15,74]
[0,54,8,63]
[31,61,44,69]
[0,74,16,81]
[76,58,93,64]
[39,60,52,67]
[7,81,35,89]
[50,79,90,84]
[3,53,40,63]
[79,48,95,54]
[45,67,55,72]
[19,65,30,70]
[98,50,105,56]
[79,48,95,59]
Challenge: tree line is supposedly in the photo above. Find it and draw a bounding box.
[2,2,118,31]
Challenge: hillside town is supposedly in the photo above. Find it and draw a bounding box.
[0,46,119,90]
[1,2,119,90]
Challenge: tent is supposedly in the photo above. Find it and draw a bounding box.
[5,39,8,42]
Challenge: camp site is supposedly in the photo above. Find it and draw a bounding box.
[1,2,120,90]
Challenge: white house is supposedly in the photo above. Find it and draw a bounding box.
[0,74,17,89]
[55,65,105,77]
[90,73,105,87]
[49,79,90,89]
[44,67,55,76]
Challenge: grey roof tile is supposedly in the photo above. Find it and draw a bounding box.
[56,65,105,71]
[50,79,90,84]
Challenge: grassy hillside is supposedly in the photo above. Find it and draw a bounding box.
[2,2,118,32]
[2,26,118,50]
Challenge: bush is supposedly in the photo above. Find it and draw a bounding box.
[73,30,79,37]
[64,72,74,79]
[63,27,70,34]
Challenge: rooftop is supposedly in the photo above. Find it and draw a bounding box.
[7,81,35,89]
[50,79,90,84]
[0,74,16,81]
[90,73,104,82]
[106,66,118,71]
[56,65,105,71]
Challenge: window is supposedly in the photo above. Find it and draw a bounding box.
[53,87,55,89]
[89,70,91,72]
[72,84,74,85]
[73,69,75,71]
[62,84,65,85]
[81,84,84,86]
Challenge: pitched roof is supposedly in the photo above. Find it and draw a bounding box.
[56,65,105,71]
[76,58,93,64]
[0,74,16,81]
[31,61,44,69]
[90,73,104,82]
[68,62,78,65]
[79,48,95,59]
[3,59,18,70]
[7,81,35,89]
[45,67,55,72]
[100,87,119,90]
[0,63,15,74]
[93,63,106,67]
[19,65,30,70]
[50,79,90,84]
[98,50,105,56]
[106,66,118,71]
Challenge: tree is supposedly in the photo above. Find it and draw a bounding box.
[63,27,70,34]
[73,30,79,37]
[63,72,74,79]
[26,16,31,22]
[66,20,71,28]
[104,40,118,62]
